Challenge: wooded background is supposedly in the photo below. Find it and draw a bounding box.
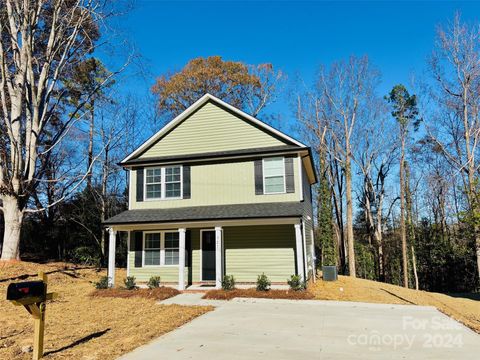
[0,2,478,293]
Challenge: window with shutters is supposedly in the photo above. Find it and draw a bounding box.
[263,157,286,194]
[144,166,182,200]
[144,233,161,266]
[143,231,180,266]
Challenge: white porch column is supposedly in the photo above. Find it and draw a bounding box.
[310,229,316,283]
[215,226,223,288]
[294,223,305,281]
[107,228,117,288]
[178,228,186,291]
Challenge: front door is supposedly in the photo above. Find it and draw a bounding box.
[201,230,216,281]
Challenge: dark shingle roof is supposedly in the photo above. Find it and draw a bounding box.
[121,145,303,166]
[104,202,304,225]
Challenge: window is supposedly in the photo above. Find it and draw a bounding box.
[263,157,285,194]
[144,233,161,266]
[145,166,182,200]
[165,167,181,198]
[145,168,162,199]
[143,231,180,266]
[164,232,179,265]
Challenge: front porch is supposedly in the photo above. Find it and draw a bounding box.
[105,218,309,290]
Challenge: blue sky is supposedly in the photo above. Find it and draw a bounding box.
[110,1,480,133]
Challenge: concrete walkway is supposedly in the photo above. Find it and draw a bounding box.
[120,297,480,359]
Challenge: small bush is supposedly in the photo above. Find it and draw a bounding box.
[94,276,109,289]
[287,275,306,291]
[222,275,236,290]
[148,276,161,289]
[124,276,137,290]
[256,273,271,291]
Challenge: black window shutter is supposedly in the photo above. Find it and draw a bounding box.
[285,157,295,193]
[183,165,191,199]
[136,167,144,202]
[134,231,143,267]
[254,160,263,195]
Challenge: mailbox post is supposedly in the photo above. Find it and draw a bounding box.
[6,272,57,360]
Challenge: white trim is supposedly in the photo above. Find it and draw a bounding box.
[301,220,308,281]
[127,231,130,276]
[310,229,316,283]
[111,217,301,232]
[107,228,117,288]
[294,223,305,281]
[199,229,216,282]
[142,230,180,267]
[298,154,304,202]
[262,156,286,195]
[144,165,183,201]
[121,93,307,163]
[178,228,186,290]
[215,226,223,288]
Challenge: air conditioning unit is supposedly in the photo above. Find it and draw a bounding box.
[322,265,338,281]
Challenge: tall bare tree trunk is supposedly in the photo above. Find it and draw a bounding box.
[400,136,409,288]
[405,162,418,290]
[0,197,23,260]
[345,154,356,277]
[87,103,95,190]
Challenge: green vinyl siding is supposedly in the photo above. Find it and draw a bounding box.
[302,163,315,279]
[130,158,301,209]
[128,225,297,284]
[139,102,286,159]
[224,225,296,283]
[128,229,200,283]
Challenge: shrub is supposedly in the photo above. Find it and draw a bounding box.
[68,246,102,266]
[94,276,109,289]
[124,276,137,290]
[222,275,236,290]
[147,276,161,289]
[287,275,306,291]
[256,273,271,291]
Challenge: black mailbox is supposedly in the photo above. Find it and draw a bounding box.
[7,281,46,303]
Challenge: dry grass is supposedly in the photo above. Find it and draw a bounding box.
[311,275,480,333]
[91,287,180,301]
[0,261,212,360]
[203,288,315,300]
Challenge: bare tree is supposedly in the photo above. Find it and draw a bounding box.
[315,55,380,277]
[426,14,480,284]
[355,100,396,281]
[0,1,121,260]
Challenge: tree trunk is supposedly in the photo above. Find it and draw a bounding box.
[405,162,419,290]
[87,102,95,190]
[345,154,356,277]
[0,197,24,260]
[399,135,408,288]
[411,245,419,291]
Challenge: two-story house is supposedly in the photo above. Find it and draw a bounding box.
[104,94,317,289]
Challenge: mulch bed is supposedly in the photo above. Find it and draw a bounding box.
[202,288,315,300]
[91,286,180,301]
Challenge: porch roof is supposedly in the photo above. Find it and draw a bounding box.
[103,202,304,225]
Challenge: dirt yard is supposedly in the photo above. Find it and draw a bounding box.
[310,275,480,333]
[0,261,212,360]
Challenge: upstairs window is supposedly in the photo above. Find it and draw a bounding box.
[145,166,182,200]
[263,157,285,194]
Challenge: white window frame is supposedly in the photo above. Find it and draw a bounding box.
[164,231,180,266]
[142,230,180,267]
[262,157,286,195]
[143,231,162,267]
[144,165,183,201]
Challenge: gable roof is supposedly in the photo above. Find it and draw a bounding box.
[121,93,307,164]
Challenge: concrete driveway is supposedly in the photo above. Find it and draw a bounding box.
[120,297,480,359]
